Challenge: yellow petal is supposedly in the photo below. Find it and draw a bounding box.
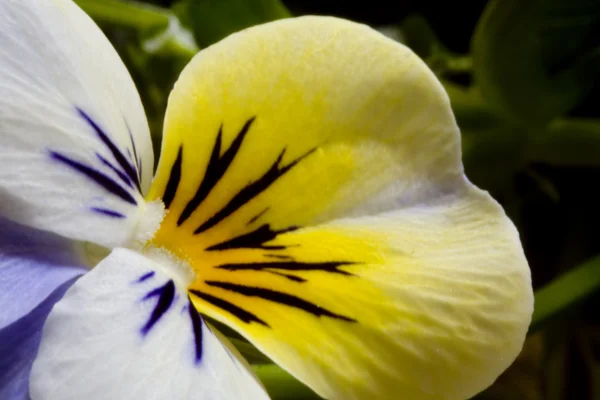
[190,187,531,400]
[147,16,533,400]
[148,16,462,246]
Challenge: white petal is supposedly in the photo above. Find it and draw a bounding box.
[0,0,154,248]
[30,248,270,400]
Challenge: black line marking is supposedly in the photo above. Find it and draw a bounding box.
[96,153,133,189]
[205,281,356,322]
[141,280,176,335]
[90,207,126,219]
[178,118,255,226]
[194,148,315,234]
[216,261,355,275]
[206,224,298,251]
[187,298,204,364]
[127,123,142,178]
[215,262,305,282]
[265,270,306,282]
[50,151,137,205]
[136,271,155,283]
[265,254,294,260]
[189,289,269,327]
[138,158,143,182]
[247,207,269,225]
[162,146,183,209]
[77,108,141,193]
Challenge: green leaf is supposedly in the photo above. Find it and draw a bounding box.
[76,0,198,59]
[253,365,322,400]
[174,0,291,48]
[400,15,472,80]
[229,338,272,364]
[530,254,600,332]
[472,0,600,126]
[443,82,497,129]
[445,83,528,191]
[528,118,600,166]
[461,119,527,192]
[400,14,442,59]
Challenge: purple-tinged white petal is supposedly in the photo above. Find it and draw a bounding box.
[0,0,153,248]
[0,218,85,330]
[0,277,78,400]
[30,248,270,400]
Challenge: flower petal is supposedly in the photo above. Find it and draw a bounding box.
[30,248,270,400]
[0,0,153,248]
[189,189,533,400]
[0,277,77,400]
[148,17,461,241]
[147,17,533,400]
[0,217,85,330]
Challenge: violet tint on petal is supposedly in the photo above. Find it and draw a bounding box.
[0,217,87,329]
[0,277,78,400]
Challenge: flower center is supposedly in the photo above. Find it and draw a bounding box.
[130,199,166,249]
[129,199,197,290]
[141,245,197,290]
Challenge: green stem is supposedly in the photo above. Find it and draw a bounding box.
[530,254,600,332]
[253,365,322,400]
[444,55,473,73]
[75,0,198,59]
[74,0,171,30]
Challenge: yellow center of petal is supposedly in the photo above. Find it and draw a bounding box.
[124,198,197,289]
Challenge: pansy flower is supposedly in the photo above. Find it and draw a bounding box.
[0,1,533,399]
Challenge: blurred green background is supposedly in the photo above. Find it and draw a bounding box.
[75,0,600,398]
